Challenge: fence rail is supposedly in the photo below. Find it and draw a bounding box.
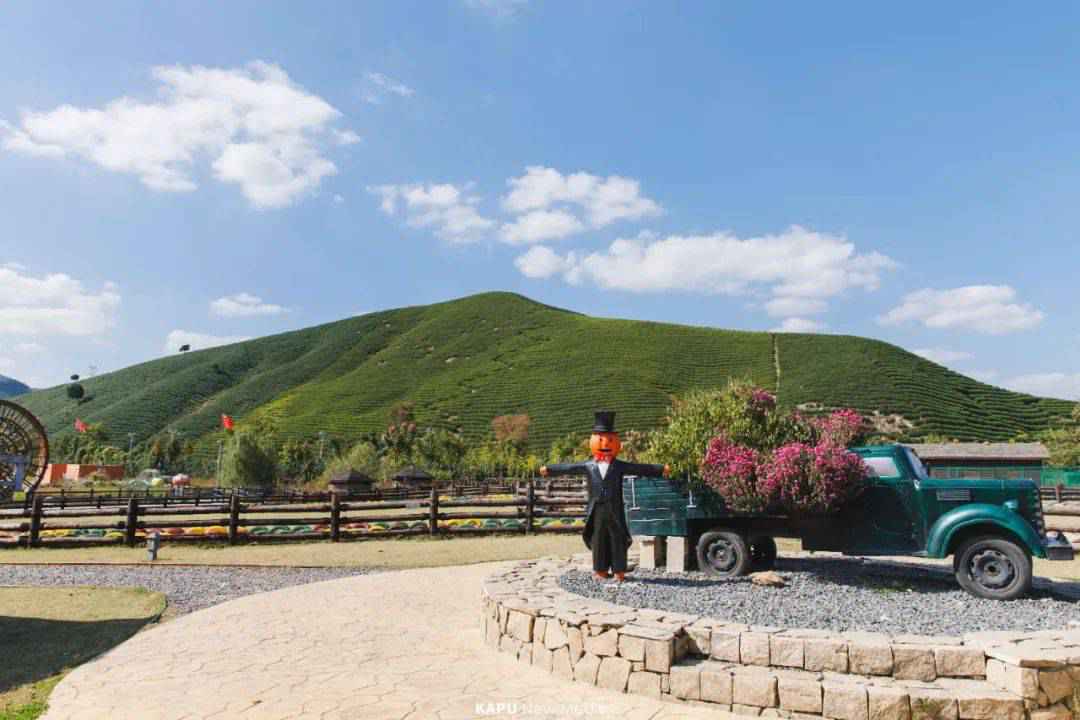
[0,480,588,549]
[1,478,589,512]
[1042,486,1080,503]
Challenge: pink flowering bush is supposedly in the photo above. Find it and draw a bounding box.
[701,436,766,512]
[699,401,869,515]
[748,388,776,416]
[812,409,867,447]
[759,441,867,515]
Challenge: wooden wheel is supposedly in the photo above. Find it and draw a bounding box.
[0,400,49,496]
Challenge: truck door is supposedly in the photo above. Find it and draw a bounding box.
[847,455,920,553]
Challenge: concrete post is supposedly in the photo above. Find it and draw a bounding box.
[666,536,690,573]
[638,536,667,570]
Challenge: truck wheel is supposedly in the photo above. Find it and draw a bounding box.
[697,530,751,577]
[954,536,1033,600]
[749,535,778,570]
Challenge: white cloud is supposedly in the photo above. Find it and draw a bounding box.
[13,342,45,354]
[502,166,662,230]
[333,129,361,146]
[367,182,494,243]
[1002,372,1080,400]
[0,357,13,372]
[514,245,580,279]
[968,369,999,383]
[332,193,345,205]
[764,297,828,318]
[363,72,415,104]
[879,285,1044,335]
[164,330,251,353]
[210,293,287,318]
[912,348,973,365]
[0,266,120,337]
[772,317,825,333]
[516,226,896,323]
[2,61,348,209]
[500,209,585,245]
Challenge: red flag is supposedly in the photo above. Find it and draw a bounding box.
[221,414,234,431]
[74,418,88,433]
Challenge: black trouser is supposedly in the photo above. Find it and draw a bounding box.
[591,501,628,573]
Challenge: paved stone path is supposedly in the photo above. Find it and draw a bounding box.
[44,563,730,720]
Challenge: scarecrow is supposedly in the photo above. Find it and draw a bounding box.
[540,411,670,581]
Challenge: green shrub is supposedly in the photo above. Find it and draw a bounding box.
[649,381,812,480]
[318,440,380,487]
[219,433,277,488]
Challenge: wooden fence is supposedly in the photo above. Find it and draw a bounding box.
[5,478,588,511]
[1042,485,1080,503]
[0,480,588,549]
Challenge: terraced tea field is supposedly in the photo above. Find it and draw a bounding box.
[16,292,1075,467]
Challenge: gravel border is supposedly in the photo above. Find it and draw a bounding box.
[0,565,374,615]
[558,556,1080,635]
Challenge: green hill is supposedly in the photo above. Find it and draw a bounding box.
[15,292,1075,467]
[0,375,30,398]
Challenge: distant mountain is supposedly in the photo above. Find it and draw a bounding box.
[15,292,1076,470]
[0,375,30,399]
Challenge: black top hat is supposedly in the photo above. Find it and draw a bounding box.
[592,411,616,433]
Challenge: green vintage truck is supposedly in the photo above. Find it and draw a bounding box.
[623,444,1074,600]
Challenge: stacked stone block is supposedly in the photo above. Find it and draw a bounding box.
[482,557,1080,719]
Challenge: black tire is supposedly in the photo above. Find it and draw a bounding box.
[954,535,1033,600]
[696,530,752,577]
[749,535,778,570]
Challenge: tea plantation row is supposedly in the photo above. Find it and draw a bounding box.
[16,292,1075,464]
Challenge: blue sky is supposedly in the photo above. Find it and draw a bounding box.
[2,1,1079,398]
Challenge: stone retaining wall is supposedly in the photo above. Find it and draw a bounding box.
[482,557,1080,719]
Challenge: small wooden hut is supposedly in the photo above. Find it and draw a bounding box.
[327,470,376,495]
[391,465,434,489]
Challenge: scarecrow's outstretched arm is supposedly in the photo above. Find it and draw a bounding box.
[540,462,589,477]
[621,461,671,478]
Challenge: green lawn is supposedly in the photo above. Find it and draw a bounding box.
[0,587,166,720]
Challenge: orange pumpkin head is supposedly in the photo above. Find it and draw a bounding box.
[590,432,621,462]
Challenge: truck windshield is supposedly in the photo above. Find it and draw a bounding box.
[904,448,930,481]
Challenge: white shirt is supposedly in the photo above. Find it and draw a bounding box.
[597,461,610,478]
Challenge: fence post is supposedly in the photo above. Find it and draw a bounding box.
[28,494,43,548]
[330,492,341,542]
[228,493,240,545]
[1056,483,1064,504]
[525,478,535,535]
[59,488,66,510]
[429,485,439,536]
[124,497,138,547]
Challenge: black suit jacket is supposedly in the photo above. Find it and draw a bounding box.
[545,459,666,549]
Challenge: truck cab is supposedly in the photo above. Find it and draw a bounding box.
[836,444,1073,598]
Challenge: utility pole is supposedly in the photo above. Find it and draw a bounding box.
[126,432,136,476]
[216,440,224,488]
[318,431,327,461]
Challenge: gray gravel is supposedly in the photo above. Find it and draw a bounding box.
[558,557,1080,635]
[0,565,374,615]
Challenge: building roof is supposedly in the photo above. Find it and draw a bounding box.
[392,466,433,482]
[905,442,1049,462]
[327,470,374,487]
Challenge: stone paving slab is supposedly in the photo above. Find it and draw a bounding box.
[43,564,734,720]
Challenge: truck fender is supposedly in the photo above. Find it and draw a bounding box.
[925,503,1045,559]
